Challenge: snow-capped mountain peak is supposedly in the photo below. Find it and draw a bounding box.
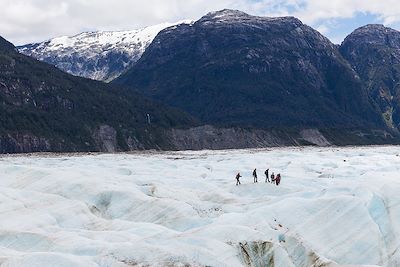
[18,21,191,82]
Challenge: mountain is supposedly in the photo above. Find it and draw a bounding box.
[5,34,320,153]
[0,35,196,153]
[114,10,384,132]
[17,21,190,82]
[340,24,400,130]
[5,10,400,153]
[0,36,15,52]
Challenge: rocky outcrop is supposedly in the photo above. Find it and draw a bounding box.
[300,129,331,146]
[0,134,51,153]
[92,125,118,152]
[165,125,299,150]
[238,238,336,267]
[163,125,400,150]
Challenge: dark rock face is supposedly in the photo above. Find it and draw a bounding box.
[0,134,51,153]
[165,125,299,150]
[0,36,195,153]
[115,9,383,130]
[0,36,15,52]
[92,125,118,153]
[164,125,399,150]
[340,24,400,129]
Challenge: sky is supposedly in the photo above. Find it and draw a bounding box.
[1,0,400,45]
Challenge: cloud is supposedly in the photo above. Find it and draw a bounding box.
[289,0,400,24]
[0,0,234,44]
[1,0,400,45]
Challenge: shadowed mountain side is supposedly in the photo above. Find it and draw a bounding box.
[0,35,196,153]
[341,24,400,131]
[115,9,384,131]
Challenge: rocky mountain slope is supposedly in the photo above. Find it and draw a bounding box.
[340,24,400,130]
[114,9,384,131]
[0,35,196,153]
[6,34,347,153]
[17,21,190,82]
[7,10,400,152]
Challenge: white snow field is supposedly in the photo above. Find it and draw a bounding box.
[0,146,399,267]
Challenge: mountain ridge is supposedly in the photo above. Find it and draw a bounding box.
[6,10,400,152]
[0,35,198,153]
[340,23,400,130]
[17,21,191,82]
[114,9,384,131]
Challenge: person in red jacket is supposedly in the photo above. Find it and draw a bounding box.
[276,173,281,186]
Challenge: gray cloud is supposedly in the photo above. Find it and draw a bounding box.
[1,0,400,45]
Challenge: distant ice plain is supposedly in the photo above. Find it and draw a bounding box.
[0,146,398,267]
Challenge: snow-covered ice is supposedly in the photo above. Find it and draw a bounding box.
[0,146,399,267]
[17,21,191,81]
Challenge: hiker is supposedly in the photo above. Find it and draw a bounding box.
[236,172,242,186]
[271,172,275,184]
[253,168,258,183]
[276,173,281,186]
[264,169,270,183]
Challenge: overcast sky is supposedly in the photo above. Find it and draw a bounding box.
[1,0,400,45]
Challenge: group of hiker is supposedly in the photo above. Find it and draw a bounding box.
[235,168,281,186]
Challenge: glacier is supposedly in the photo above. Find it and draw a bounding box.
[0,146,399,266]
[17,21,191,82]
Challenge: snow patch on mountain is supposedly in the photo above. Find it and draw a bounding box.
[17,21,191,81]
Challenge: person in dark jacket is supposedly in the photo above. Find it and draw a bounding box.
[264,169,269,183]
[253,168,258,183]
[236,172,242,186]
[271,172,275,184]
